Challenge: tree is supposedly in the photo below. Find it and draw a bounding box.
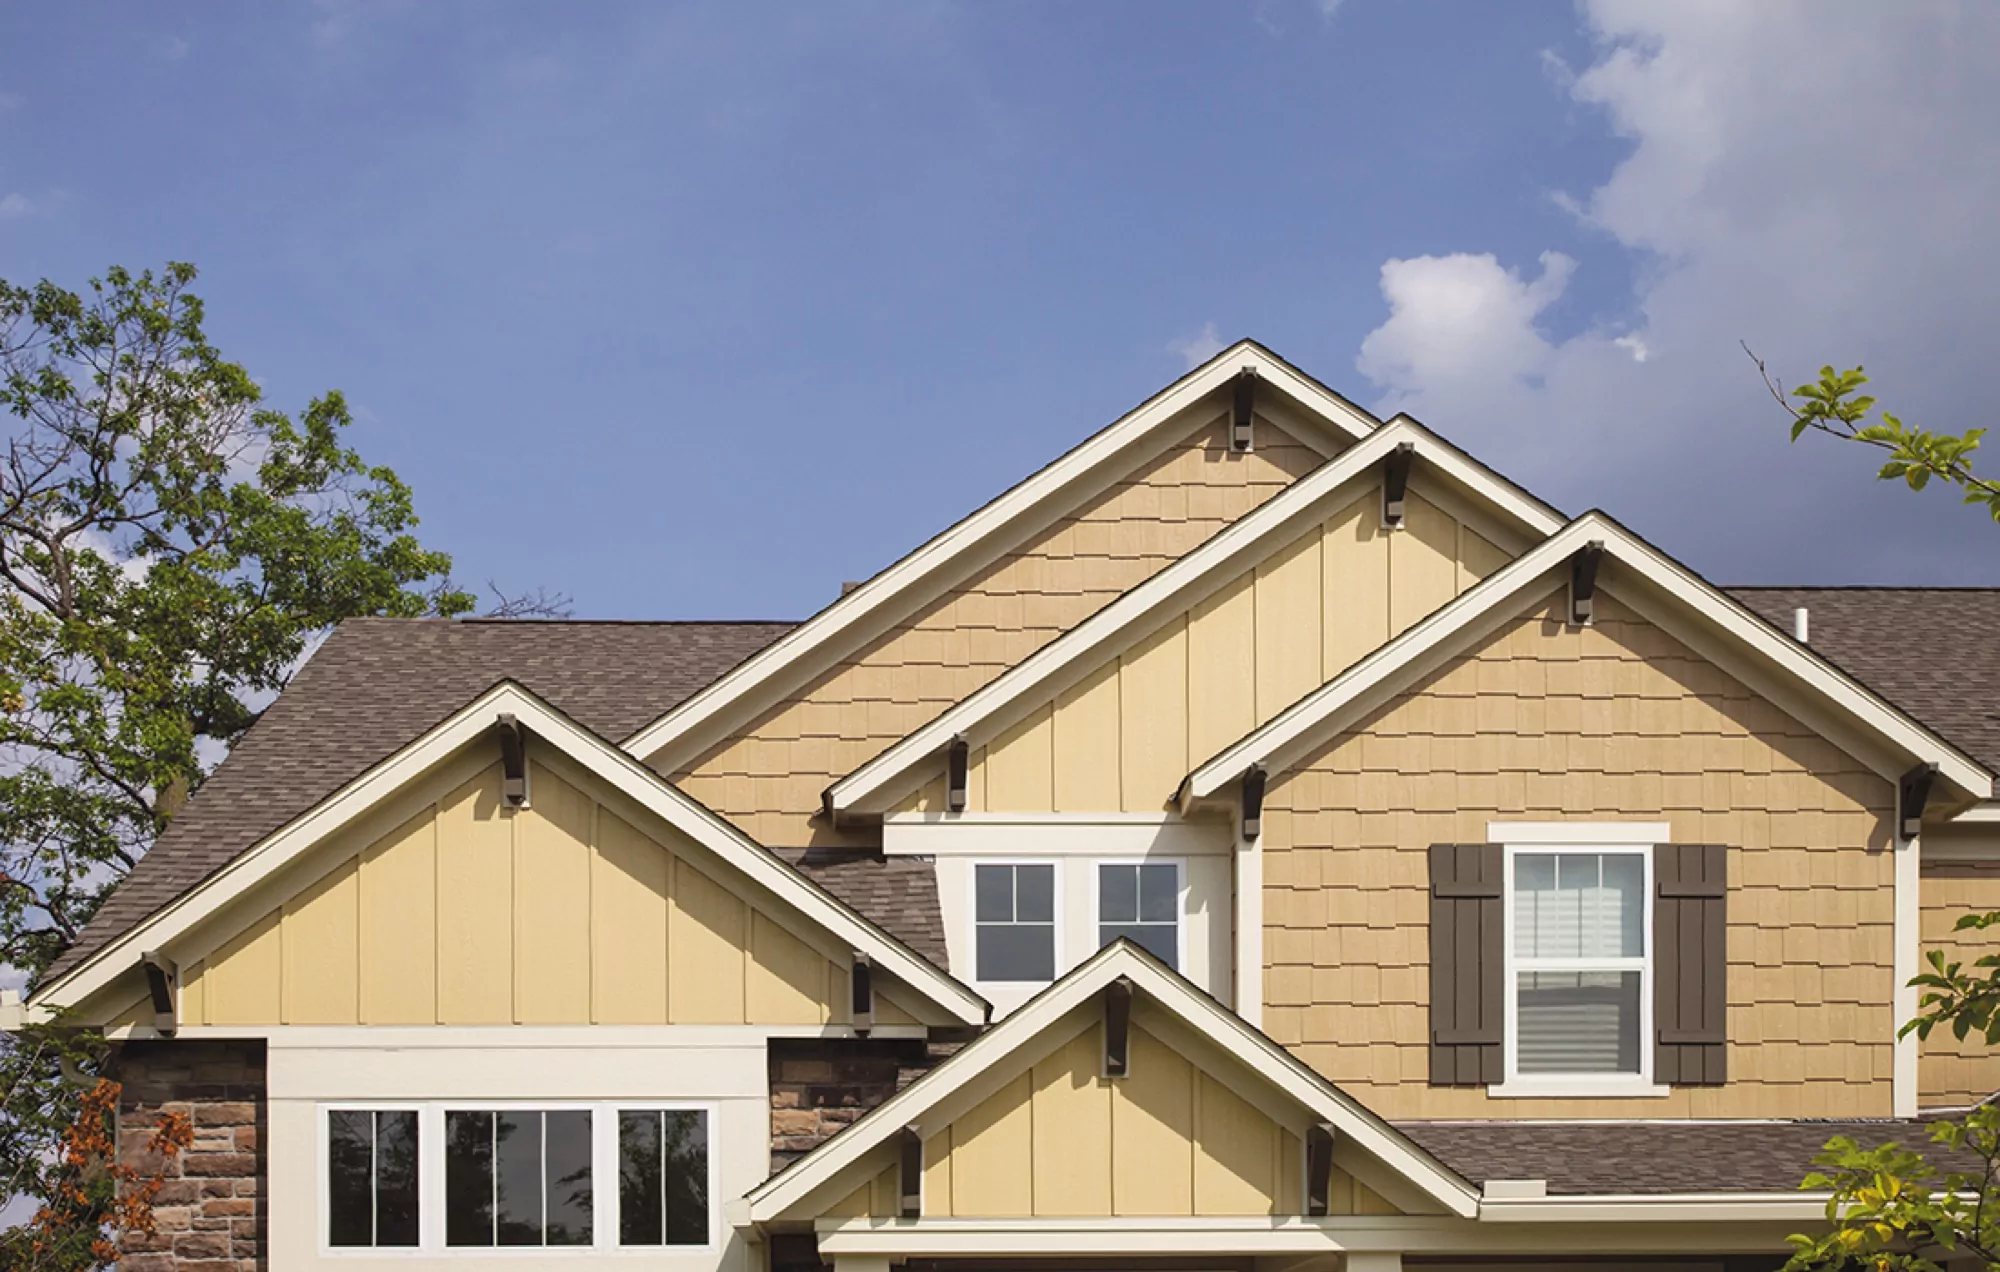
[1762,353,2000,1269]
[0,262,548,1256]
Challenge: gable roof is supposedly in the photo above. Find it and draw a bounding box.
[1182,512,1994,806]
[34,678,988,1026]
[620,340,1380,769]
[1730,587,2000,771]
[43,617,796,986]
[744,940,1480,1222]
[825,416,1568,816]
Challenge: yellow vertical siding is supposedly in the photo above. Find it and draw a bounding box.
[191,756,846,1026]
[1111,1024,1195,1215]
[905,482,1512,816]
[1030,1028,1113,1214]
[1263,590,1898,1120]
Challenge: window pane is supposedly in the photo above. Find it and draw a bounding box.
[374,1111,421,1248]
[445,1111,495,1247]
[1014,864,1054,923]
[1137,864,1178,922]
[1100,922,1177,970]
[619,1111,663,1246]
[662,1110,708,1246]
[1516,970,1641,1074]
[327,1111,374,1248]
[544,1111,593,1247]
[1099,864,1138,924]
[977,923,1054,981]
[1516,852,1643,959]
[494,1111,543,1246]
[974,864,1013,922]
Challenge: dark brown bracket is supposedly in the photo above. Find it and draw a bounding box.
[1382,441,1416,527]
[946,735,969,814]
[1570,541,1605,626]
[1241,764,1267,842]
[851,953,875,1035]
[141,950,177,1036]
[1231,369,1257,453]
[1104,977,1133,1078]
[497,713,531,809]
[1901,762,1939,840]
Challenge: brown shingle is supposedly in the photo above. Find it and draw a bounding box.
[46,618,795,986]
[1399,1118,1986,1194]
[1730,587,2000,772]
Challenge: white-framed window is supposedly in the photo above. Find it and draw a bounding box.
[972,860,1057,982]
[1500,835,1656,1095]
[321,1102,716,1256]
[325,1107,421,1248]
[1095,859,1183,970]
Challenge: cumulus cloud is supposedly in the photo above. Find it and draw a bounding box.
[1351,1,2000,583]
[1168,321,1226,370]
[0,193,29,219]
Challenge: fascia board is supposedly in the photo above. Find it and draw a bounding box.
[830,420,1568,816]
[1184,513,1993,804]
[621,341,1373,768]
[38,682,989,1027]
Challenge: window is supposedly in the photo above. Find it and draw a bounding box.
[974,862,1055,981]
[326,1110,419,1248]
[1508,849,1648,1078]
[617,1109,709,1247]
[445,1109,593,1247]
[1097,861,1180,969]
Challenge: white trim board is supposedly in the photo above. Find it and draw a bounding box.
[622,340,1381,771]
[30,680,988,1027]
[1180,512,1992,807]
[744,941,1480,1224]
[828,417,1569,817]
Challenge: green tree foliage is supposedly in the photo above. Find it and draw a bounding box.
[0,263,488,1256]
[1765,353,2000,1268]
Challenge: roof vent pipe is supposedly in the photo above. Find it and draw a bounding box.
[1794,607,1810,643]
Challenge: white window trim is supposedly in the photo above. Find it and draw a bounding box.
[1491,835,1670,1100]
[318,1100,721,1259]
[1090,857,1187,973]
[968,859,1063,993]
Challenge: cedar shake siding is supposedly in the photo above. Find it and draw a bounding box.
[1918,858,2000,1108]
[669,416,1325,845]
[1262,591,1897,1120]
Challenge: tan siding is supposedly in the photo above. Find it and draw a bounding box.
[1264,591,1897,1120]
[838,1023,1392,1220]
[1920,860,2000,1107]
[671,416,1328,845]
[193,756,846,1026]
[933,485,1510,815]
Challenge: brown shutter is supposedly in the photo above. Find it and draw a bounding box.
[1429,843,1504,1086]
[1654,843,1727,1085]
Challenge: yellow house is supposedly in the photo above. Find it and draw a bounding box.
[15,341,2000,1271]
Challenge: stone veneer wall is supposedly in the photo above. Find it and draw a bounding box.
[115,1038,266,1272]
[768,1037,935,1170]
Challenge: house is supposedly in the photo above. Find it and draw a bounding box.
[12,341,2000,1270]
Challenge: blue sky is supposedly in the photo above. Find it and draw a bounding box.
[4,2,1998,619]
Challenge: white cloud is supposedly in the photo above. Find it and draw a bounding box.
[1168,321,1226,370]
[1351,1,2000,582]
[163,36,190,61]
[0,193,30,219]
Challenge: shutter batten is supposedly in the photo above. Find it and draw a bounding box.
[1653,842,1727,1086]
[1428,843,1504,1086]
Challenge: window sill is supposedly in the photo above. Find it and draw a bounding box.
[1486,1079,1672,1100]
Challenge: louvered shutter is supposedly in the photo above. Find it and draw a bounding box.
[1654,843,1727,1085]
[1428,843,1504,1086]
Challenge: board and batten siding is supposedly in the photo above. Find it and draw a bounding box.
[893,486,1510,816]
[1918,857,2000,1108]
[174,755,884,1028]
[1263,591,1897,1120]
[667,416,1327,845]
[824,1023,1393,1219]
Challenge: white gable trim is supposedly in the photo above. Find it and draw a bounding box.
[743,941,1481,1223]
[32,681,989,1026]
[1181,513,1993,804]
[827,418,1568,815]
[620,341,1378,769]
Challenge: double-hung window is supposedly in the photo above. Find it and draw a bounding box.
[326,1108,420,1248]
[974,862,1056,982]
[1506,847,1649,1081]
[1097,861,1181,969]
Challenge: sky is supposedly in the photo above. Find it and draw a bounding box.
[3,1,1998,621]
